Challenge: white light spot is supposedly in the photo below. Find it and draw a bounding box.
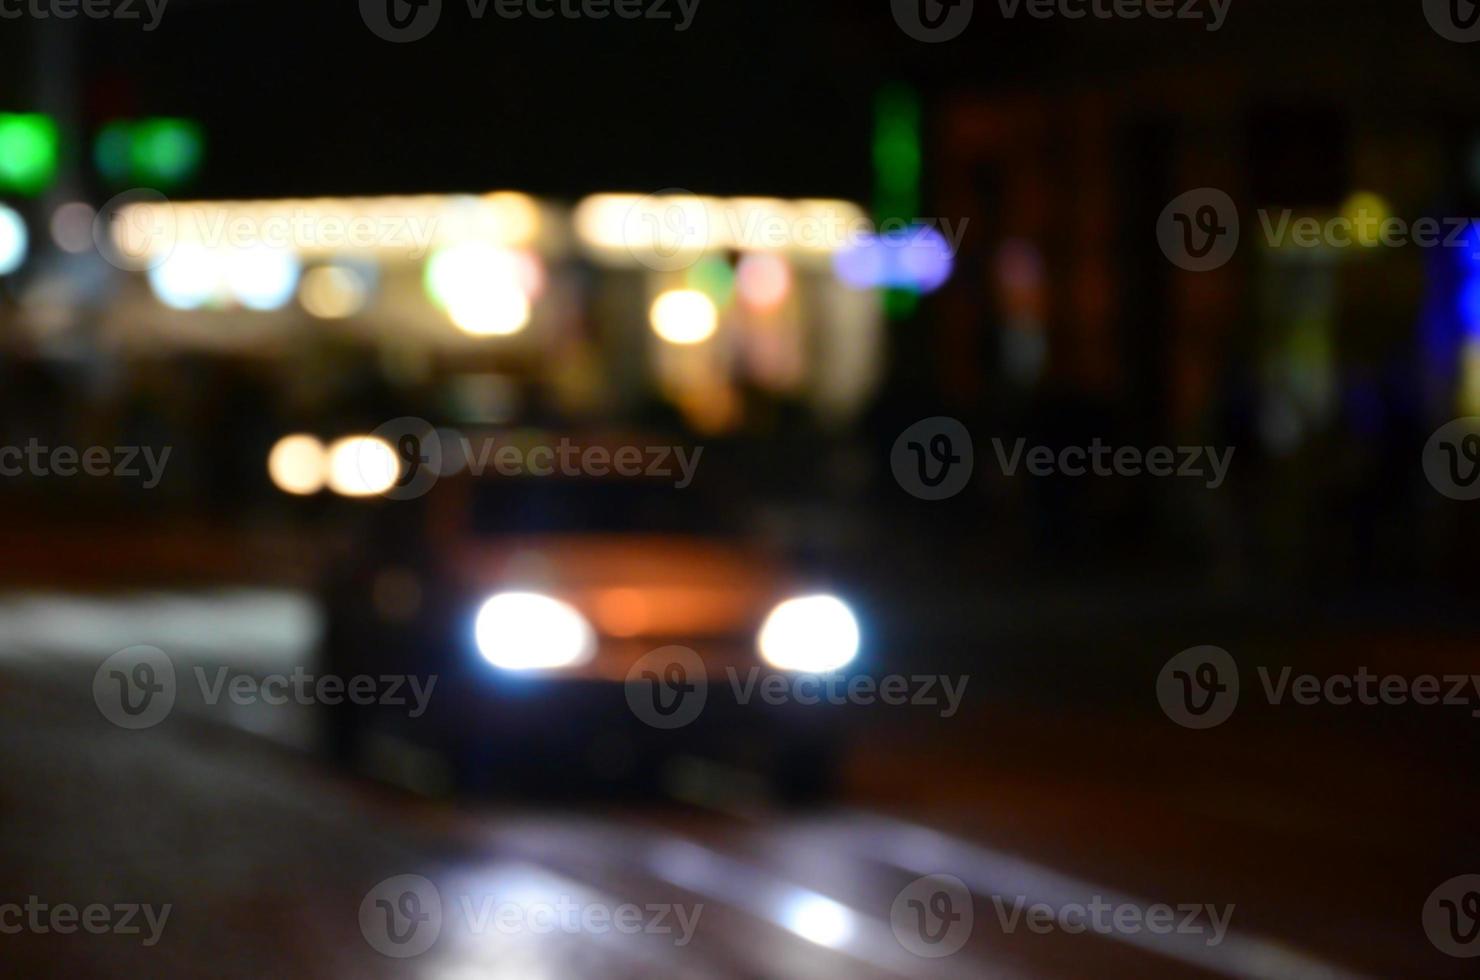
[474,592,595,671]
[650,288,718,345]
[326,435,400,497]
[267,434,326,496]
[757,595,860,673]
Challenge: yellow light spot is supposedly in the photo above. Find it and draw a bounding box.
[650,289,718,345]
[299,265,368,319]
[325,436,399,497]
[267,434,326,495]
[1341,191,1392,248]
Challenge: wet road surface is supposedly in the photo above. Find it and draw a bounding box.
[0,590,1474,977]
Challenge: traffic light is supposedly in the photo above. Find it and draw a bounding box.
[0,113,60,196]
[95,118,204,187]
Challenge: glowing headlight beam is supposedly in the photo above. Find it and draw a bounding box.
[757,595,860,673]
[475,592,595,672]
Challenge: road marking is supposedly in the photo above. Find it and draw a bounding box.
[488,819,1011,978]
[836,812,1372,980]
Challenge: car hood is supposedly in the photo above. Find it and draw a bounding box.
[448,534,789,640]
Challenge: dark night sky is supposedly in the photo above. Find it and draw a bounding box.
[13,0,916,201]
[0,0,1453,204]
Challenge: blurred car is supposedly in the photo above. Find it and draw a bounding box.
[319,433,861,803]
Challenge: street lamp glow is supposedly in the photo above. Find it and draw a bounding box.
[326,436,400,497]
[426,244,533,336]
[650,289,719,345]
[267,434,327,496]
[0,205,27,275]
[447,287,530,336]
[148,244,222,310]
[225,245,301,311]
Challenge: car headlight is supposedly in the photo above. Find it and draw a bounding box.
[757,595,860,673]
[474,592,595,671]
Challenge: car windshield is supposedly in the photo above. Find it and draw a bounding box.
[468,477,724,536]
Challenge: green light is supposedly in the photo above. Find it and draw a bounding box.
[873,84,922,221]
[129,118,204,186]
[0,113,60,196]
[685,256,735,307]
[94,121,134,184]
[94,118,204,187]
[884,288,919,319]
[424,247,457,310]
[873,84,926,318]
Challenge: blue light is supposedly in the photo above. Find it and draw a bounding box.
[894,224,954,293]
[1459,221,1480,339]
[833,235,888,289]
[1461,276,1480,337]
[832,224,955,294]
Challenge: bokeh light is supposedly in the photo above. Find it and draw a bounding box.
[736,253,792,311]
[0,113,59,195]
[325,436,400,497]
[299,265,370,319]
[833,225,954,294]
[650,289,719,345]
[687,256,736,307]
[1341,191,1392,248]
[225,245,301,311]
[425,243,534,337]
[266,434,327,495]
[474,592,595,671]
[49,202,97,255]
[0,205,28,275]
[757,595,860,673]
[148,244,222,310]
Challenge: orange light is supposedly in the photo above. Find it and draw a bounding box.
[593,587,650,638]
